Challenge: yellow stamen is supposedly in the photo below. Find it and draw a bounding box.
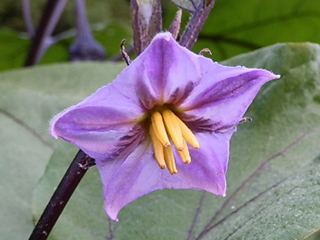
[151,111,170,147]
[149,125,166,169]
[148,106,200,174]
[177,140,191,164]
[175,116,200,149]
[162,109,184,151]
[163,145,178,174]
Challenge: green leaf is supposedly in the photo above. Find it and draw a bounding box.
[0,29,29,71]
[31,42,320,240]
[0,0,132,72]
[0,62,125,240]
[33,143,111,239]
[191,0,320,61]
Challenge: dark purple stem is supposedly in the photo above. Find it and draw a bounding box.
[75,0,92,40]
[24,0,68,66]
[28,150,95,240]
[179,0,216,49]
[69,0,106,61]
[22,0,35,36]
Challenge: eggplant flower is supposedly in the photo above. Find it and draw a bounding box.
[50,32,279,221]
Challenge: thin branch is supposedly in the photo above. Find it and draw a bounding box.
[51,29,77,44]
[69,0,106,61]
[179,0,216,49]
[169,9,182,40]
[49,22,107,46]
[28,150,95,240]
[74,0,91,39]
[24,0,69,66]
[110,45,135,62]
[120,40,131,66]
[131,0,162,55]
[22,0,35,36]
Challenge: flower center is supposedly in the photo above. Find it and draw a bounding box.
[148,108,200,175]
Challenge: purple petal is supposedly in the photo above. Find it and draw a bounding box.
[50,83,145,160]
[97,131,233,221]
[50,32,205,160]
[180,59,280,132]
[127,32,203,109]
[169,131,234,196]
[96,142,162,221]
[50,32,280,222]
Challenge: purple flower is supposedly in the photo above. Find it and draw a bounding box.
[50,32,279,221]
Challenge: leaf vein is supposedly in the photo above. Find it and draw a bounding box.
[195,126,320,239]
[0,108,54,150]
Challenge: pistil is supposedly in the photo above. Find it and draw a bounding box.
[149,108,200,174]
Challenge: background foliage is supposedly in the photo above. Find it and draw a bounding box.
[1,0,320,239]
[1,0,320,71]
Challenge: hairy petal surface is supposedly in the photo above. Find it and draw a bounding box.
[97,131,233,221]
[181,59,280,132]
[170,131,233,195]
[50,83,145,160]
[128,32,203,109]
[50,32,280,221]
[50,32,206,159]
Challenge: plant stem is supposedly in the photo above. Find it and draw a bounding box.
[28,150,95,240]
[131,0,162,55]
[69,0,106,61]
[179,0,216,49]
[22,0,35,36]
[24,0,68,66]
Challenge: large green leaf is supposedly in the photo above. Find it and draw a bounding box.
[31,43,320,240]
[0,62,125,240]
[190,0,320,61]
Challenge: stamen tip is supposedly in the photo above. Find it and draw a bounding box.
[170,170,178,175]
[160,165,166,169]
[184,160,191,164]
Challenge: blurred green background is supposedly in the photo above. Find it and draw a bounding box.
[2,1,320,239]
[1,0,320,72]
